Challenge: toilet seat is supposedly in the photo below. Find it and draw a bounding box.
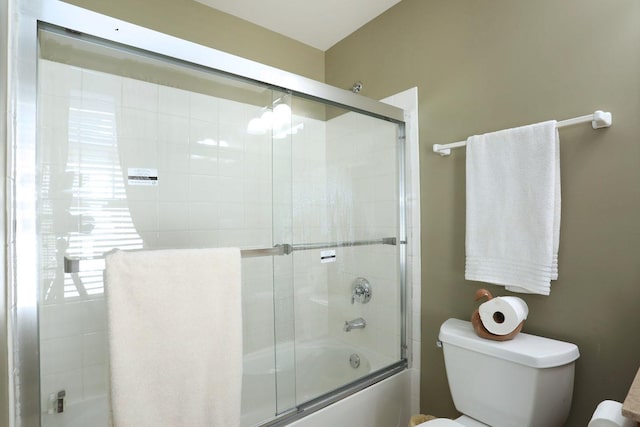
[419,419,464,427]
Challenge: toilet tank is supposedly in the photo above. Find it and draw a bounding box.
[439,319,580,427]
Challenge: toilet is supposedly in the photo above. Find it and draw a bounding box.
[421,318,580,427]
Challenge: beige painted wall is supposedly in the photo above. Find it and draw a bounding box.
[62,0,325,82]
[326,0,640,425]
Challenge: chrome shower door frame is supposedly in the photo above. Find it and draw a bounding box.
[7,1,408,426]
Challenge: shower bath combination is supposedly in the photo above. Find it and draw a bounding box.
[6,2,417,426]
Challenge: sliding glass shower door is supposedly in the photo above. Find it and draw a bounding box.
[287,97,402,403]
[34,25,404,427]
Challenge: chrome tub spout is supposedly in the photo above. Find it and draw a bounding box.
[344,317,366,332]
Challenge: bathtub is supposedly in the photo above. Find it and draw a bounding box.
[41,340,409,427]
[289,369,412,427]
[242,338,410,427]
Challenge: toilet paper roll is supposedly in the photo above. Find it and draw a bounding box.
[588,400,636,427]
[478,296,528,335]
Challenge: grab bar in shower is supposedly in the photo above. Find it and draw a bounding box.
[62,237,399,273]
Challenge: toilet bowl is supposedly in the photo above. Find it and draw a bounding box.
[424,319,579,427]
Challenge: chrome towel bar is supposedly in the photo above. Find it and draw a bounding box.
[63,237,399,273]
[432,110,612,156]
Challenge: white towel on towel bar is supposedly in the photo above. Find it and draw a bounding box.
[465,120,560,295]
[105,247,242,427]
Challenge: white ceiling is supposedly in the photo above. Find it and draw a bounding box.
[194,0,402,51]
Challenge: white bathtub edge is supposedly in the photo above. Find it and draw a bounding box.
[288,369,412,427]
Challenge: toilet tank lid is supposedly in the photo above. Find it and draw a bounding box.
[439,318,580,368]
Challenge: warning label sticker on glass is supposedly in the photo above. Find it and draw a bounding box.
[320,249,336,264]
[128,168,158,186]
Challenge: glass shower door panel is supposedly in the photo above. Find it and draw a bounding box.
[290,98,402,404]
[36,28,288,427]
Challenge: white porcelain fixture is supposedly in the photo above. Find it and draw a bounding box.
[423,318,579,427]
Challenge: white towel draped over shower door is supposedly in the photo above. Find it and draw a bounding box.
[105,248,242,427]
[465,120,560,295]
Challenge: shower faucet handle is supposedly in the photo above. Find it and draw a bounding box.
[351,277,372,304]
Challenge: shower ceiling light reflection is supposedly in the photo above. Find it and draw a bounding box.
[247,102,303,138]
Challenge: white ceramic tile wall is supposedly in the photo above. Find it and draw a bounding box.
[308,109,403,384]
[291,116,331,343]
[285,107,406,403]
[36,60,276,414]
[36,58,420,425]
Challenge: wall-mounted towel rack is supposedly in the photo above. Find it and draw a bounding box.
[432,110,612,156]
[62,237,400,273]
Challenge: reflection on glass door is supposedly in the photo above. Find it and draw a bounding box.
[35,26,403,427]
